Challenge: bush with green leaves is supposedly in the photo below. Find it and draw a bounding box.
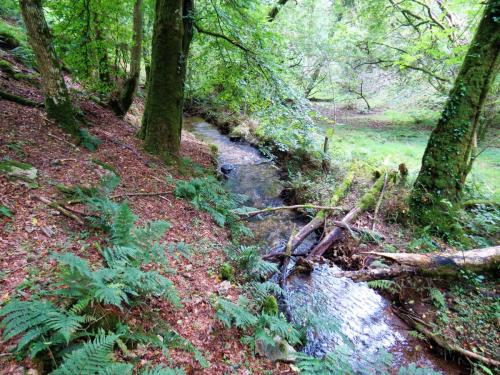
[0,176,205,373]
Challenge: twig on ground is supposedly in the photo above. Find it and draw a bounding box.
[110,191,171,200]
[36,196,84,225]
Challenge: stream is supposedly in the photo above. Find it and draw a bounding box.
[185,117,462,374]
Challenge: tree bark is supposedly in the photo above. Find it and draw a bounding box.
[336,246,500,281]
[268,0,290,22]
[109,0,143,116]
[411,0,499,219]
[19,0,78,136]
[365,246,500,274]
[139,0,193,158]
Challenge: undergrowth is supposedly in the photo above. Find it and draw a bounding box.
[174,175,251,239]
[0,175,205,374]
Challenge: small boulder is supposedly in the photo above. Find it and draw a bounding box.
[256,336,297,363]
[220,163,234,175]
[0,159,37,182]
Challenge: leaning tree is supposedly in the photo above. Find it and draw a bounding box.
[139,0,194,158]
[19,0,79,136]
[411,0,499,228]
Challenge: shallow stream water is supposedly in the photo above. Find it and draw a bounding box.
[185,118,462,374]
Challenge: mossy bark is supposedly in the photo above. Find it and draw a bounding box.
[412,0,499,222]
[139,0,194,158]
[109,0,143,117]
[19,0,79,137]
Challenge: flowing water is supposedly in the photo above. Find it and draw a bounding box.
[186,118,462,374]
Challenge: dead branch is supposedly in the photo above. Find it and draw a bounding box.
[371,172,388,230]
[308,172,387,259]
[110,191,171,200]
[36,196,84,225]
[393,306,500,367]
[236,204,343,218]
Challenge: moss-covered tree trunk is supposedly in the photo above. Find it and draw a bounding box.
[411,0,499,224]
[109,0,143,116]
[19,0,79,136]
[139,0,193,158]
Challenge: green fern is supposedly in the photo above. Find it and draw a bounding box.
[111,203,136,246]
[367,279,400,294]
[174,177,249,237]
[78,128,102,152]
[216,297,259,328]
[0,299,84,351]
[429,288,447,310]
[51,330,119,374]
[295,350,353,375]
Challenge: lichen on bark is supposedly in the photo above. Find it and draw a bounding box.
[411,0,500,233]
[139,0,194,158]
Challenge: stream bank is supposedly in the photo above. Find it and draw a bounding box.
[185,117,464,374]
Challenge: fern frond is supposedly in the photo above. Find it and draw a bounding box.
[111,203,136,246]
[97,363,134,375]
[45,311,85,343]
[258,314,301,345]
[216,297,258,329]
[51,330,119,375]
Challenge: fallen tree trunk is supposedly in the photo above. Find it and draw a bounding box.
[308,172,387,259]
[364,246,500,274]
[0,89,43,107]
[335,266,416,281]
[393,307,500,367]
[283,170,356,254]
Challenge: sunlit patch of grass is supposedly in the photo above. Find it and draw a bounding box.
[324,123,499,201]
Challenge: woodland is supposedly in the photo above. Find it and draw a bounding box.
[0,0,498,374]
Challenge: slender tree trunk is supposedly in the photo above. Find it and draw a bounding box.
[94,8,111,86]
[110,0,143,116]
[411,0,499,222]
[268,0,290,22]
[139,0,193,158]
[19,0,78,136]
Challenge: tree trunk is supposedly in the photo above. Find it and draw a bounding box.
[139,0,193,158]
[19,0,78,136]
[411,0,499,220]
[110,0,143,116]
[268,0,290,22]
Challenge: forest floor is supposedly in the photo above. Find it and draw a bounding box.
[0,53,293,374]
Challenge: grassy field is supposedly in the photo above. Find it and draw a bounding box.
[316,109,500,201]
